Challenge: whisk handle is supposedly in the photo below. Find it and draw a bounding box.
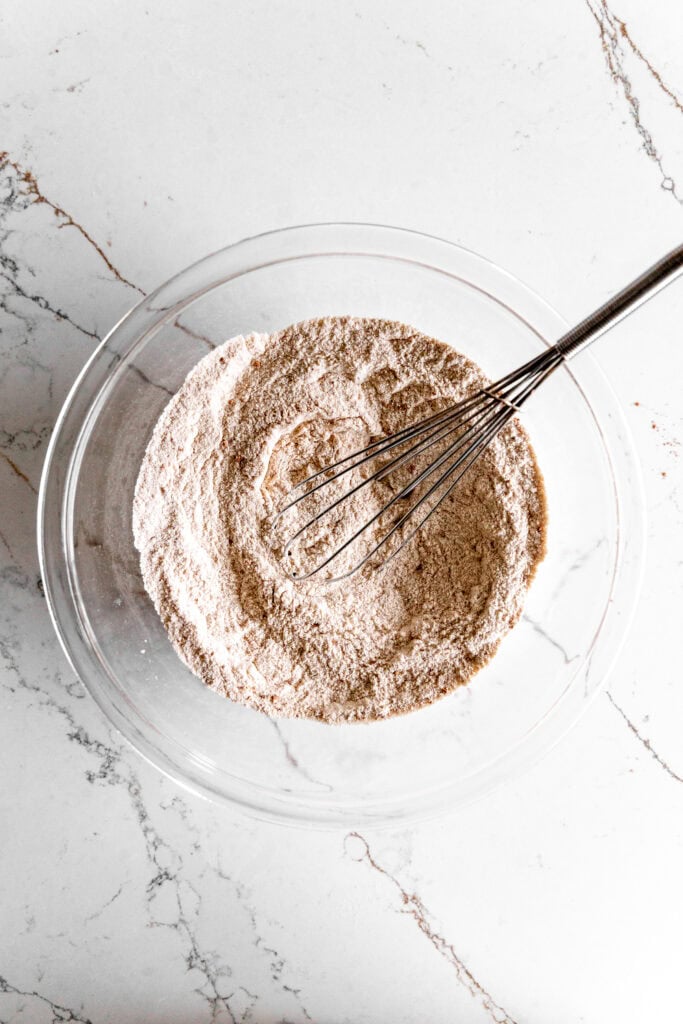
[555,243,683,359]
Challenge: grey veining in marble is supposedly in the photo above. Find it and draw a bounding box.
[1,0,682,1020]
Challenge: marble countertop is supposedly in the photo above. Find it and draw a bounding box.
[2,1,682,1020]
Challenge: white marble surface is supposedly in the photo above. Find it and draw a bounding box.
[1,1,682,1020]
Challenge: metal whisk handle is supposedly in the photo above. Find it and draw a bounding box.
[556,243,683,359]
[280,243,683,581]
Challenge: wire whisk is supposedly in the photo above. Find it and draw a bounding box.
[277,245,683,582]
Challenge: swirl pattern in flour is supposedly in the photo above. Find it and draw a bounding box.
[133,316,547,722]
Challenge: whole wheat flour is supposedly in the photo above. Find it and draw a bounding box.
[133,316,547,722]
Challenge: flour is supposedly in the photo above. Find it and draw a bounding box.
[133,316,547,722]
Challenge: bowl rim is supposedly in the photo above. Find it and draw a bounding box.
[37,222,646,826]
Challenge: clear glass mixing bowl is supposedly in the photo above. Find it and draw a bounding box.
[38,224,645,827]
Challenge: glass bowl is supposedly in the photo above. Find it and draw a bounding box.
[38,223,645,827]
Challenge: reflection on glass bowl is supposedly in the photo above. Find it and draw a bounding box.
[38,224,645,827]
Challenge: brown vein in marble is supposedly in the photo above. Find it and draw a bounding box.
[607,692,683,784]
[585,1,683,202]
[0,450,37,494]
[0,525,16,560]
[612,14,683,116]
[0,152,144,293]
[2,152,217,353]
[346,833,518,1024]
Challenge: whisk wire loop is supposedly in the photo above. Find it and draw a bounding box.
[277,244,683,581]
[281,398,493,580]
[281,385,526,581]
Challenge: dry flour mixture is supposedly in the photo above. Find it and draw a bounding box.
[133,316,547,722]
